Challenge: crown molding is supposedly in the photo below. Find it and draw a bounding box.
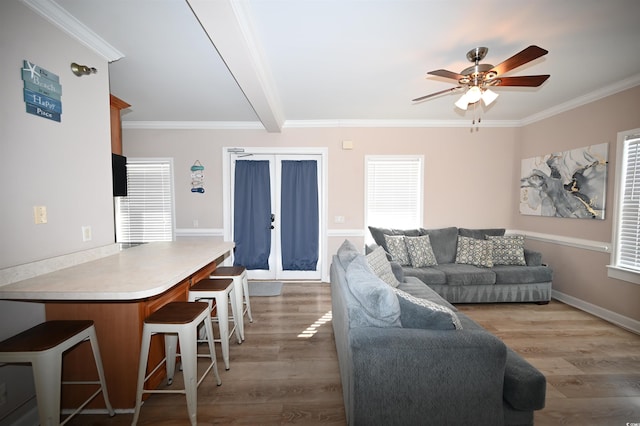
[20,0,124,62]
[522,73,640,126]
[122,121,265,130]
[283,119,520,128]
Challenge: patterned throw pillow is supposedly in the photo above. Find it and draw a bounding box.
[487,235,526,265]
[405,235,438,267]
[455,235,494,268]
[392,287,463,330]
[383,235,411,266]
[366,246,401,288]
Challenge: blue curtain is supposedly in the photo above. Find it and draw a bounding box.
[281,160,319,270]
[233,160,271,270]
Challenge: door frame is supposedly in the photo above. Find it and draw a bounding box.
[222,146,328,281]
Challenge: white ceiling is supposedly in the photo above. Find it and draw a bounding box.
[50,0,640,131]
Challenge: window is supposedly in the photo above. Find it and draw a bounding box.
[609,129,640,284]
[115,158,175,243]
[365,156,423,241]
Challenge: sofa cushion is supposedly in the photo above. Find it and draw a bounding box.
[433,263,497,286]
[345,255,402,328]
[366,246,401,288]
[405,235,438,267]
[337,239,361,269]
[455,235,494,268]
[368,226,420,251]
[392,287,462,330]
[420,227,458,264]
[384,235,411,265]
[397,277,457,311]
[402,265,448,285]
[459,228,505,239]
[487,235,527,266]
[492,265,553,284]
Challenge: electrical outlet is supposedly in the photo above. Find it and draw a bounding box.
[193,219,199,228]
[82,226,92,242]
[33,205,47,224]
[0,382,7,406]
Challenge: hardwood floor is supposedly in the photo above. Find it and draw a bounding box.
[456,301,640,426]
[69,283,640,425]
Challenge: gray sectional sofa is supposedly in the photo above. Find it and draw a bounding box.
[368,226,553,304]
[330,240,547,425]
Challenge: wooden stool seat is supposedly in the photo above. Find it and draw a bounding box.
[145,301,212,324]
[0,320,93,352]
[190,278,234,292]
[0,320,114,426]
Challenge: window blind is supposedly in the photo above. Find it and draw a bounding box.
[617,135,640,271]
[115,159,175,243]
[365,156,423,231]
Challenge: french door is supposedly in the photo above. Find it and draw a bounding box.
[225,149,325,281]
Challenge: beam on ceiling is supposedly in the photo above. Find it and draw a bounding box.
[187,0,283,133]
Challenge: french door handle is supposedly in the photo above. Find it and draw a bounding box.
[270,213,275,229]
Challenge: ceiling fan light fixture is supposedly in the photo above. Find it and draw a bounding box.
[465,86,483,104]
[454,93,469,110]
[481,88,499,106]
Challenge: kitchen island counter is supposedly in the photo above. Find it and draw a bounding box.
[0,237,235,410]
[0,238,233,301]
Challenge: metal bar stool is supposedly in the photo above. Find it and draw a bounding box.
[209,266,253,340]
[132,301,221,426]
[0,320,115,426]
[188,278,242,370]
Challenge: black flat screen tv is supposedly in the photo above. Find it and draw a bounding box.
[112,153,127,197]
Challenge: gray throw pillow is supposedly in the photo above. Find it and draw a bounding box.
[455,235,494,268]
[405,235,438,267]
[337,239,360,269]
[366,246,401,288]
[392,287,462,330]
[345,255,402,328]
[487,235,526,265]
[384,234,411,266]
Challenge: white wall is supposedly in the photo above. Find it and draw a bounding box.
[515,86,640,323]
[123,126,520,268]
[0,2,114,422]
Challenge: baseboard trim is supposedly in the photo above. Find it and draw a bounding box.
[552,289,640,335]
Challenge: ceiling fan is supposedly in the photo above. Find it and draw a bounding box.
[412,45,550,110]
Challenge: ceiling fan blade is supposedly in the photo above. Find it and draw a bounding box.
[427,69,465,81]
[493,75,550,87]
[489,45,548,76]
[412,86,462,102]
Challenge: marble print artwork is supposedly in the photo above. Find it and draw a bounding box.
[520,143,608,219]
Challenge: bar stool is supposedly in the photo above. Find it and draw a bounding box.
[188,278,242,370]
[210,265,253,340]
[0,320,115,426]
[132,301,221,426]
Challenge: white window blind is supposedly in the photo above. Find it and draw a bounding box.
[365,156,423,235]
[115,158,175,243]
[616,134,640,271]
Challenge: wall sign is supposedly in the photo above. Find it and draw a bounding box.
[21,60,62,122]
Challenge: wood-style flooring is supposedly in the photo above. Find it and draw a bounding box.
[68,282,640,425]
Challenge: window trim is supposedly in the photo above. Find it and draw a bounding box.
[608,128,640,285]
[364,155,424,243]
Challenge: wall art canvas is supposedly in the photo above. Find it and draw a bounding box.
[520,143,608,219]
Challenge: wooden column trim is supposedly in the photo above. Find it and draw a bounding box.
[110,94,130,155]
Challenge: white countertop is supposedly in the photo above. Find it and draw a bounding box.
[0,238,234,301]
